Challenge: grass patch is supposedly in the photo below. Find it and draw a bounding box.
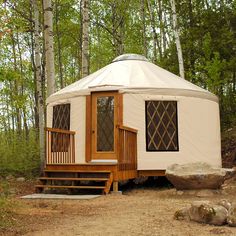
[0,181,18,231]
[0,196,17,230]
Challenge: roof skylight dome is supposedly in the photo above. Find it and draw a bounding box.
[112,53,148,62]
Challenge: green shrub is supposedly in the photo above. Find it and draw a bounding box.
[0,129,40,177]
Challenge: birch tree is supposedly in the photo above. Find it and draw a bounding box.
[147,0,159,64]
[170,0,185,79]
[55,0,64,88]
[81,0,90,78]
[32,0,45,171]
[43,0,55,96]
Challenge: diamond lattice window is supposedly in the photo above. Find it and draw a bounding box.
[52,104,70,130]
[146,101,178,151]
[52,104,70,152]
[97,96,114,152]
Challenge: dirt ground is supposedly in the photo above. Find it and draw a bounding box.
[1,182,236,236]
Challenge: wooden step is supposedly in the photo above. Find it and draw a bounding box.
[36,169,114,194]
[39,177,109,181]
[35,185,105,189]
[44,170,111,173]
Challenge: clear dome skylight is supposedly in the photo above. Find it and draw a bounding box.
[113,53,148,62]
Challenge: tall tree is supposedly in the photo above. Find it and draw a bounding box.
[43,0,55,96]
[81,0,90,78]
[140,0,147,57]
[170,0,185,79]
[32,0,45,171]
[55,0,64,88]
[147,0,159,64]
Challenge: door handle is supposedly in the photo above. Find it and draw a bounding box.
[92,130,95,134]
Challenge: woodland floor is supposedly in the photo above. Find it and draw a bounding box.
[1,179,236,236]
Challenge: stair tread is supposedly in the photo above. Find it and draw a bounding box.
[35,185,105,189]
[39,177,109,181]
[44,170,111,173]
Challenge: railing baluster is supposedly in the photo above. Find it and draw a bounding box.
[45,127,75,165]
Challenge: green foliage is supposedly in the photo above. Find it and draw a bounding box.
[0,130,40,177]
[0,0,235,179]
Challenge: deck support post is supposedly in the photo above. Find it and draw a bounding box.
[113,181,119,192]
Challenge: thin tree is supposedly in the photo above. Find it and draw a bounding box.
[170,0,185,79]
[140,0,147,57]
[32,0,45,171]
[81,0,90,78]
[55,0,64,88]
[43,0,55,96]
[146,0,159,64]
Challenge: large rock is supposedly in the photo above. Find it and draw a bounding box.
[166,162,227,190]
[227,204,236,227]
[174,207,190,221]
[188,201,228,226]
[217,199,232,211]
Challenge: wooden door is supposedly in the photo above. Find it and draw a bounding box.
[91,92,118,160]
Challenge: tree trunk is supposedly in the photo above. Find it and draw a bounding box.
[11,33,22,135]
[146,0,159,64]
[141,0,147,57]
[33,0,45,172]
[81,0,90,78]
[170,0,185,79]
[55,0,64,88]
[30,24,39,131]
[43,0,55,96]
[16,29,29,139]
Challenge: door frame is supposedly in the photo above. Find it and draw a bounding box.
[85,91,123,162]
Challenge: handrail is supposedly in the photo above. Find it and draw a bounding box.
[45,127,76,135]
[45,127,76,164]
[117,125,138,133]
[118,125,137,171]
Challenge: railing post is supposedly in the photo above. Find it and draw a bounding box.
[117,126,137,172]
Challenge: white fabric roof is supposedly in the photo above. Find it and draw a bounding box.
[47,55,218,103]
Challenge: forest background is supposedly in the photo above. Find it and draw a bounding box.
[0,0,235,177]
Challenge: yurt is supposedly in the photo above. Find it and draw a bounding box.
[36,54,221,193]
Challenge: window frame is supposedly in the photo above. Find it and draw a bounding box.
[145,100,179,152]
[51,103,71,152]
[52,103,71,130]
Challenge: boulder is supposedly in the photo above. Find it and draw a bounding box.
[227,204,236,227]
[217,199,232,211]
[166,162,227,190]
[174,207,190,221]
[188,201,228,226]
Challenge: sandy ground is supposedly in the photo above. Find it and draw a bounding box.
[2,187,235,236]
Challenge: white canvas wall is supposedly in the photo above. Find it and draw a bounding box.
[47,96,86,164]
[123,93,221,170]
[47,92,221,169]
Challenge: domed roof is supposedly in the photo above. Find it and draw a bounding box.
[47,54,218,103]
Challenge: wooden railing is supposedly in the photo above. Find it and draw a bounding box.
[118,125,137,171]
[45,127,75,164]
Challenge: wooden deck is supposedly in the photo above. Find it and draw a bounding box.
[44,163,138,182]
[39,127,165,194]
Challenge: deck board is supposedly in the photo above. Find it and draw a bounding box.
[35,185,105,189]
